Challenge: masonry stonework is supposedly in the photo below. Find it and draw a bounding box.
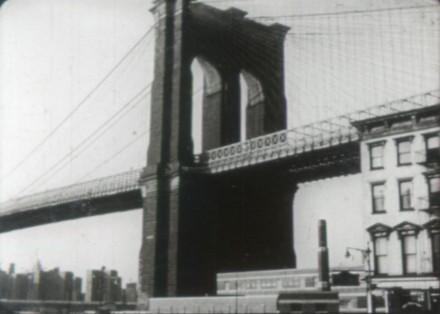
[138,0,292,299]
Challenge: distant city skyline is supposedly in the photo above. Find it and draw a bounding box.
[0,260,137,287]
[0,210,142,287]
[0,259,137,302]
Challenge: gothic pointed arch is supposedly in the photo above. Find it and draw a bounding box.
[191,56,224,151]
[240,70,266,139]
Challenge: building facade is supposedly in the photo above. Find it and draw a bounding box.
[86,270,103,302]
[0,262,84,302]
[73,277,83,301]
[86,269,122,303]
[354,105,439,300]
[217,104,440,313]
[125,283,137,303]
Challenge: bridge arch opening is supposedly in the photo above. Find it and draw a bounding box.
[190,58,204,155]
[190,56,222,152]
[240,70,265,139]
[239,73,248,141]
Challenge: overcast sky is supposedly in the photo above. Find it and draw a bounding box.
[0,0,438,287]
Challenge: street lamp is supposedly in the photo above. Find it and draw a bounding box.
[345,244,375,314]
[235,280,238,314]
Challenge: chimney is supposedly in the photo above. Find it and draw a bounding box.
[318,219,331,291]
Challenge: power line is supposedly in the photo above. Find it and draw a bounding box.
[1,24,156,183]
[18,84,152,196]
[75,128,151,184]
[253,4,438,20]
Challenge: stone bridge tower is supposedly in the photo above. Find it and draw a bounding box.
[139,0,291,298]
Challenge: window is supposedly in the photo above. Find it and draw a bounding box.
[399,179,413,211]
[432,233,440,273]
[428,176,440,209]
[425,133,440,163]
[396,138,412,165]
[372,183,386,213]
[424,219,440,274]
[367,224,392,276]
[374,237,388,275]
[402,235,417,274]
[369,142,385,170]
[395,221,421,275]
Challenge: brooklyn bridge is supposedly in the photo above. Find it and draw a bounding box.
[0,0,438,309]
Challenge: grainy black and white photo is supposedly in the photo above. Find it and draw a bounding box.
[0,0,439,313]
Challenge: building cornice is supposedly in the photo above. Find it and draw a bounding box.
[351,103,440,140]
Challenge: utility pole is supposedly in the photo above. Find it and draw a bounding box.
[346,245,374,314]
[235,280,238,314]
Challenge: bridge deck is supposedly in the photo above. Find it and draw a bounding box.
[0,90,438,227]
[0,170,142,217]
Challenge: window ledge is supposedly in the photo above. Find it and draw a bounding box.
[370,167,385,171]
[372,274,389,278]
[400,208,415,212]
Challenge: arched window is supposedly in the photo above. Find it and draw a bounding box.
[240,70,265,139]
[191,58,204,154]
[191,57,222,153]
[239,73,248,141]
[241,70,264,107]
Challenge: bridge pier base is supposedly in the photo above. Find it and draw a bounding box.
[138,166,219,298]
[139,164,297,300]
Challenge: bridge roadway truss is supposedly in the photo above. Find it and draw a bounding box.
[0,89,437,232]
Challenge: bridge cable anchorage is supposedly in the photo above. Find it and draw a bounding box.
[16,83,152,197]
[0,23,157,185]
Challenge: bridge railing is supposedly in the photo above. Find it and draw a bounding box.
[202,90,440,172]
[0,169,142,215]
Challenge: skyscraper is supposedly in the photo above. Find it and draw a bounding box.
[86,268,122,303]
